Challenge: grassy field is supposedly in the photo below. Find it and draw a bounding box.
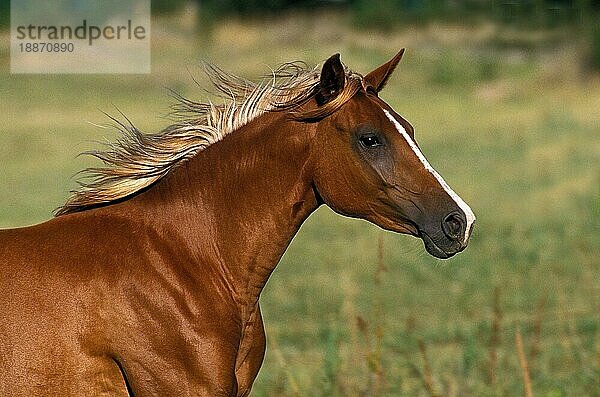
[1,9,599,396]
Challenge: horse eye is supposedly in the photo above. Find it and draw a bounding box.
[359,134,382,148]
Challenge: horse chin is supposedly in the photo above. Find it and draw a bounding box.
[420,232,454,260]
[373,217,457,260]
[365,213,420,236]
[383,220,420,237]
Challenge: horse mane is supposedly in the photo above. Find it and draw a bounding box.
[54,60,363,216]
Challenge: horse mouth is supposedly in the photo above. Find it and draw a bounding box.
[420,232,454,260]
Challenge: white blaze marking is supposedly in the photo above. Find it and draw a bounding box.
[383,109,475,243]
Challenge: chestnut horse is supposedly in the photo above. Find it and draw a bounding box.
[0,51,474,396]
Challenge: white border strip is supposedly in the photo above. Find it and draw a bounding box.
[383,109,475,243]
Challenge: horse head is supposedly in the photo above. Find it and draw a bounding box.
[309,51,475,259]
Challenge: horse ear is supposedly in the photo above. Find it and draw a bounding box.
[316,53,346,106]
[363,49,405,93]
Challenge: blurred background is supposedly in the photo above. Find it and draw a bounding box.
[1,1,599,395]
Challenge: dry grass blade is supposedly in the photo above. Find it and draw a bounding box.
[374,233,388,286]
[516,328,534,397]
[418,339,440,397]
[271,339,300,397]
[489,286,502,385]
[529,296,546,369]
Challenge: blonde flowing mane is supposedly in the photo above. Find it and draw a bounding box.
[55,60,363,216]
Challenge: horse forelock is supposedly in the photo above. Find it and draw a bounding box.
[55,60,364,216]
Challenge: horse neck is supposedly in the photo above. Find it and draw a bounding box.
[133,112,319,313]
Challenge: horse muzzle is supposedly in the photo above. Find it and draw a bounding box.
[418,211,472,259]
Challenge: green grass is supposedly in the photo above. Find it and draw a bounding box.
[1,11,599,396]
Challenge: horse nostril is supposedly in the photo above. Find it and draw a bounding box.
[442,212,465,241]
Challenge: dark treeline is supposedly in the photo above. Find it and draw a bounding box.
[197,0,600,29]
[1,0,598,27]
[0,0,7,27]
[1,1,599,27]
[2,0,599,69]
[194,0,600,28]
[349,0,600,29]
